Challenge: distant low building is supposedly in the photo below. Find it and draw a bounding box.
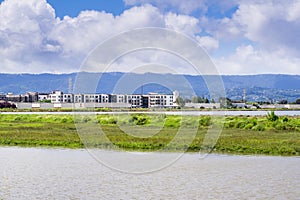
[24,92,38,102]
[38,93,51,102]
[185,103,220,109]
[0,94,6,101]
[232,102,247,109]
[6,93,22,102]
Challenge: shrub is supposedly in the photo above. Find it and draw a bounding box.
[164,117,181,128]
[199,116,211,127]
[14,116,22,121]
[267,111,279,122]
[61,117,68,123]
[282,117,289,122]
[244,123,254,130]
[252,124,265,131]
[0,102,16,109]
[275,123,287,130]
[235,121,246,129]
[130,114,150,125]
[224,121,235,128]
[100,116,117,124]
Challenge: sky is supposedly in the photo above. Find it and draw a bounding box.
[0,0,299,75]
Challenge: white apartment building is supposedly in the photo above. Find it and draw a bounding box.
[38,93,50,101]
[48,90,176,108]
[100,94,109,103]
[126,94,143,108]
[146,93,174,108]
[63,94,74,103]
[74,94,84,103]
[110,94,126,103]
[50,91,63,103]
[83,94,101,103]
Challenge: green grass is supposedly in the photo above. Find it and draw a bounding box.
[0,113,299,156]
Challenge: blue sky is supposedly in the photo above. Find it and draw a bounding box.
[46,0,126,17]
[0,0,299,75]
[44,0,238,19]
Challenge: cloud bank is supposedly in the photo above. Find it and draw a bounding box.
[0,0,299,75]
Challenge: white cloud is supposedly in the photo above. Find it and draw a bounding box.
[208,1,300,55]
[286,0,300,21]
[165,13,200,36]
[0,1,203,73]
[199,0,300,75]
[0,0,59,72]
[196,35,219,51]
[215,44,300,75]
[0,0,299,75]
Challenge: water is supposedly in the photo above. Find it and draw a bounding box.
[0,147,299,199]
[2,110,300,116]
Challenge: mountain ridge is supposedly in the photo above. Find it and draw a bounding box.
[0,72,299,102]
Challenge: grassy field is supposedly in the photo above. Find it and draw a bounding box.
[0,113,299,156]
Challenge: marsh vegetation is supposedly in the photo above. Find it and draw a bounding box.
[0,112,299,155]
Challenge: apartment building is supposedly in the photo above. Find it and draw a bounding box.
[50,91,63,103]
[8,90,176,108]
[38,93,50,101]
[74,94,84,103]
[110,94,126,103]
[5,92,38,103]
[63,93,74,103]
[146,93,174,108]
[126,95,143,108]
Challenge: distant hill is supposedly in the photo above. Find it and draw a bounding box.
[0,73,299,102]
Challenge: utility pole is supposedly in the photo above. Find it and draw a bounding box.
[141,84,143,95]
[68,77,72,94]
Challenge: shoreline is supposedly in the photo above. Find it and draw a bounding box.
[1,145,299,158]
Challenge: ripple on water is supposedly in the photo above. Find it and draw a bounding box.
[0,147,299,199]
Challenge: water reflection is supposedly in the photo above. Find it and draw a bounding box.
[0,147,299,199]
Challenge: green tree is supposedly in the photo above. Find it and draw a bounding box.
[278,100,288,104]
[296,99,300,104]
[219,97,233,109]
[191,96,204,103]
[175,96,185,108]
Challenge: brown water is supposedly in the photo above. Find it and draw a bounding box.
[0,147,299,199]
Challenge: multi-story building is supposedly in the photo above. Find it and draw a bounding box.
[38,93,51,102]
[63,93,74,103]
[100,94,109,103]
[6,93,22,102]
[126,95,143,108]
[50,91,63,103]
[74,94,84,103]
[5,92,39,103]
[146,93,174,108]
[124,93,175,108]
[110,94,126,103]
[6,90,177,108]
[24,92,39,102]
